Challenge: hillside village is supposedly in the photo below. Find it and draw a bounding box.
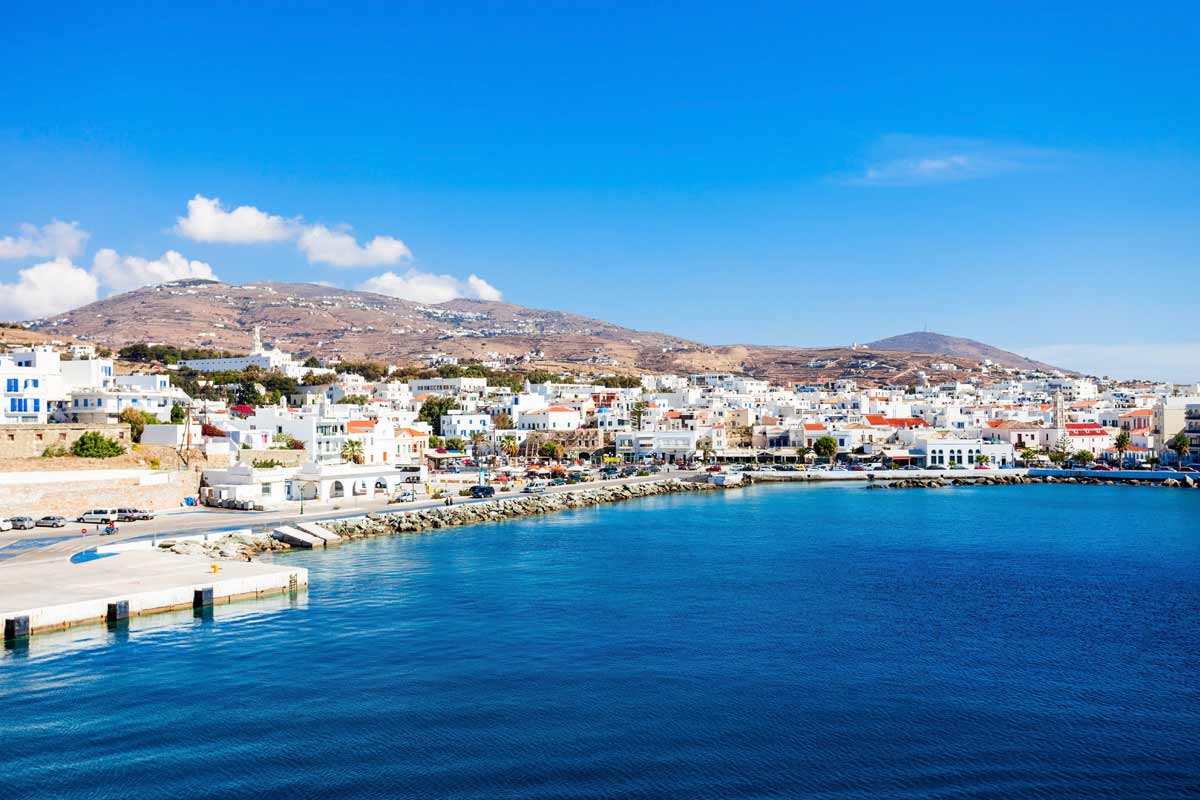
[2,323,1197,519]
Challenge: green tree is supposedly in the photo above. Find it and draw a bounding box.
[1114,431,1132,466]
[469,431,488,456]
[1073,450,1094,465]
[1020,447,1039,465]
[169,403,186,424]
[339,394,370,406]
[418,396,458,435]
[501,435,520,461]
[975,453,990,466]
[340,439,364,464]
[491,411,512,430]
[118,407,159,443]
[71,431,125,458]
[630,400,648,429]
[1167,432,1190,465]
[538,441,565,461]
[428,435,444,449]
[445,437,465,452]
[302,356,321,368]
[813,435,839,464]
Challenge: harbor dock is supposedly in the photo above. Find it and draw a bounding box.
[1,549,307,639]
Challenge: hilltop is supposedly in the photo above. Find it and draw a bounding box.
[867,331,1060,373]
[25,281,1064,384]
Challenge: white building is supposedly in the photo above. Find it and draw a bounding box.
[518,406,583,431]
[439,412,492,439]
[181,326,331,380]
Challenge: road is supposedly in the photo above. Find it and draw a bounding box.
[0,470,699,566]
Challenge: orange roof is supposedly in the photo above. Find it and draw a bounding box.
[803,423,826,431]
[347,420,377,433]
[545,406,576,413]
[395,427,428,437]
[1119,409,1152,417]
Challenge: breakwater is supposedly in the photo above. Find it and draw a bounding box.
[866,472,1200,490]
[330,478,718,539]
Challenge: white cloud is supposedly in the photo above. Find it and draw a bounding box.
[91,248,218,294]
[0,220,90,259]
[1023,342,1200,384]
[844,135,1057,186]
[297,224,412,268]
[0,258,100,320]
[357,269,503,304]
[174,194,297,243]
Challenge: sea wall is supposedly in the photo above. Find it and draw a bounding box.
[867,473,1200,490]
[334,479,717,539]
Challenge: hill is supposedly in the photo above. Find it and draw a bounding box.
[24,281,1054,385]
[866,331,1061,373]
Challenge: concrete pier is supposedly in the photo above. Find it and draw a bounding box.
[295,522,342,545]
[271,525,325,549]
[0,549,307,638]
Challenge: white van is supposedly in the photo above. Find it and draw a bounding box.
[522,481,548,494]
[79,509,117,524]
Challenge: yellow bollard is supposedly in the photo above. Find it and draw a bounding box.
[211,563,220,574]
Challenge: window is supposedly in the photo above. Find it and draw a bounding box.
[5,379,16,393]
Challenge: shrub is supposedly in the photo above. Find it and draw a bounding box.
[41,444,70,458]
[71,431,125,458]
[252,458,285,469]
[458,488,473,497]
[149,457,161,469]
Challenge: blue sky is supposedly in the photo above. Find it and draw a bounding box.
[1,2,1198,380]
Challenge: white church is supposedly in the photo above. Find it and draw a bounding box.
[181,326,333,380]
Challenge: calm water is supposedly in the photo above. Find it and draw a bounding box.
[2,484,1198,799]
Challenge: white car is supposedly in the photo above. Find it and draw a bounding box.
[523,481,547,494]
[0,519,12,532]
[79,509,118,524]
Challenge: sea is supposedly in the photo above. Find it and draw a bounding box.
[2,482,1197,799]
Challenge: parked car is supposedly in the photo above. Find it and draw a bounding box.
[705,465,723,472]
[1090,464,1113,471]
[900,465,922,471]
[523,481,547,494]
[1179,466,1198,473]
[36,515,67,528]
[115,508,155,522]
[643,465,662,473]
[0,519,11,532]
[79,509,117,524]
[469,485,495,499]
[7,516,35,530]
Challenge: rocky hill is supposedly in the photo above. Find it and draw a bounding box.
[26,280,1056,385]
[867,331,1060,373]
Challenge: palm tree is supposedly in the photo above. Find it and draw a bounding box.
[340,439,364,465]
[698,437,714,464]
[501,435,519,463]
[1168,432,1190,466]
[469,431,487,458]
[975,453,990,466]
[1114,431,1131,467]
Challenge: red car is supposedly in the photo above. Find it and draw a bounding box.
[705,465,722,473]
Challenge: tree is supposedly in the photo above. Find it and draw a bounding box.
[71,431,125,458]
[445,437,465,452]
[302,356,321,368]
[340,439,364,464]
[538,441,565,461]
[1167,432,1190,465]
[428,435,444,449]
[1073,450,1094,465]
[630,400,648,429]
[1114,431,1132,466]
[170,403,186,424]
[1020,447,1039,465]
[469,431,488,456]
[491,411,512,430]
[501,435,520,461]
[813,435,839,464]
[975,453,990,466]
[118,407,159,443]
[698,437,714,464]
[340,394,369,406]
[418,396,458,435]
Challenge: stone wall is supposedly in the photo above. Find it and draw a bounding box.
[0,424,133,459]
[233,448,308,468]
[0,470,200,519]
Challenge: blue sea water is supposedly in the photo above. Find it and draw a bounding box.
[2,483,1198,799]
